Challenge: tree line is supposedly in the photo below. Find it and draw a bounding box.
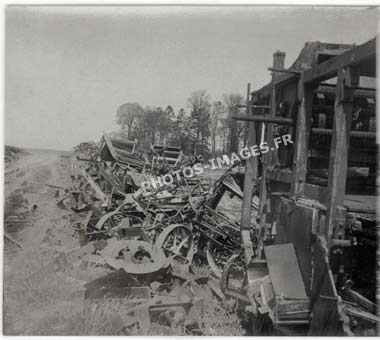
[115,89,246,158]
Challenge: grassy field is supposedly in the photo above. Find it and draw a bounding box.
[4,248,244,335]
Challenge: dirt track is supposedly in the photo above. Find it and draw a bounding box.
[4,149,73,247]
[3,149,82,334]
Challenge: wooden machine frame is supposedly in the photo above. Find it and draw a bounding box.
[234,37,377,335]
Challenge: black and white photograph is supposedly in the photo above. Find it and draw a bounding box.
[3,4,379,336]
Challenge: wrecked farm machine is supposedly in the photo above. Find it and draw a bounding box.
[55,37,378,335]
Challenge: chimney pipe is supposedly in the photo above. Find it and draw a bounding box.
[273,50,286,70]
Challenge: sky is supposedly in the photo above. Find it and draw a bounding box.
[5,6,379,150]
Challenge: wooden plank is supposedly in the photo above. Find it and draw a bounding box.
[308,236,345,335]
[264,243,308,300]
[102,132,119,161]
[324,67,359,246]
[303,38,375,84]
[274,197,316,295]
[341,289,377,314]
[344,195,376,214]
[290,73,314,196]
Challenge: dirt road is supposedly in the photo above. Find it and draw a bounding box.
[3,149,83,335]
[4,149,73,247]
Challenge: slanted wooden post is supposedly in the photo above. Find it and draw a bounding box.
[325,67,359,246]
[241,83,257,264]
[290,72,314,196]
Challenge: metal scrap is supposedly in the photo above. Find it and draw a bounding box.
[52,134,265,332]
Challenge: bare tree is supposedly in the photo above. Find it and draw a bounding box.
[115,102,144,139]
[144,106,162,145]
[223,93,244,153]
[211,101,225,157]
[187,90,211,155]
[159,105,174,144]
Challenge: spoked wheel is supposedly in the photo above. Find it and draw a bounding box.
[203,215,240,278]
[155,224,194,264]
[206,233,239,279]
[95,211,143,232]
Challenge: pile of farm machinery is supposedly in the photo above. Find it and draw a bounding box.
[48,36,378,335]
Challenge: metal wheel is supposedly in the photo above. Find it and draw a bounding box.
[206,235,238,279]
[95,211,143,231]
[155,224,194,264]
[100,239,168,275]
[203,212,241,278]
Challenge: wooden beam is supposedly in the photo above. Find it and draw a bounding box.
[257,55,279,258]
[268,62,278,166]
[324,67,360,246]
[268,67,301,75]
[251,38,376,102]
[311,128,376,139]
[303,38,375,84]
[238,104,270,109]
[232,115,293,125]
[290,72,314,196]
[241,83,257,264]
